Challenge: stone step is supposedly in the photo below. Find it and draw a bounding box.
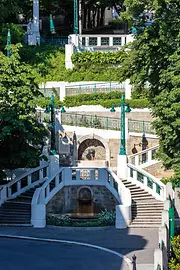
[0,212,30,217]
[129,224,161,228]
[132,216,161,221]
[130,188,146,193]
[131,195,154,200]
[125,183,137,188]
[132,202,163,206]
[0,220,30,224]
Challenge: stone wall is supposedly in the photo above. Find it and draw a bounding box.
[46,185,119,215]
[144,162,174,179]
[68,110,154,122]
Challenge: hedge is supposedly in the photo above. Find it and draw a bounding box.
[63,91,150,108]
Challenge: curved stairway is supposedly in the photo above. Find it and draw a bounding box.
[122,179,164,228]
[0,188,37,226]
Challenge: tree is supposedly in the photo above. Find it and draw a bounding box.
[120,0,180,183]
[0,44,47,179]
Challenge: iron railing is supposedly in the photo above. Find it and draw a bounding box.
[65,82,125,96]
[128,119,156,134]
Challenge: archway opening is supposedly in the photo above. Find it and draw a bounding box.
[78,138,106,161]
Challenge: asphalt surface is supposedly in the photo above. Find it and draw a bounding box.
[0,226,158,263]
[0,238,128,270]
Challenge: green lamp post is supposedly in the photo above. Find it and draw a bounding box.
[50,14,55,34]
[45,93,56,155]
[119,92,131,155]
[74,0,78,34]
[7,28,11,57]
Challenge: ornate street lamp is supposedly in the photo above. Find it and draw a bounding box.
[45,93,56,155]
[7,29,11,57]
[119,92,131,155]
[111,92,131,179]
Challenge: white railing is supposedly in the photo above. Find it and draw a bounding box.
[31,167,131,228]
[127,163,166,201]
[0,164,48,205]
[128,145,159,168]
[74,34,134,48]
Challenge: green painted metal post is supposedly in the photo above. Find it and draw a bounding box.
[119,93,126,155]
[50,93,56,154]
[7,29,11,57]
[119,92,131,155]
[169,207,175,242]
[74,0,78,34]
[50,14,55,34]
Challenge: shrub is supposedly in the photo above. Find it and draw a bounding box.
[97,209,116,226]
[63,91,150,109]
[169,235,180,270]
[46,210,116,227]
[47,214,71,226]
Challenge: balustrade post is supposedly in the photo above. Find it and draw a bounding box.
[55,175,59,186]
[40,169,43,180]
[17,181,21,193]
[76,169,80,181]
[28,174,32,186]
[97,37,101,46]
[153,182,157,194]
[148,149,152,162]
[135,155,139,166]
[7,187,11,197]
[46,185,50,198]
[90,170,95,181]
[133,170,137,183]
[109,37,113,46]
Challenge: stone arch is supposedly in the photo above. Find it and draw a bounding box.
[77,134,110,162]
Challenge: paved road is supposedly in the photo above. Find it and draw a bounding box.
[0,238,129,270]
[0,226,158,265]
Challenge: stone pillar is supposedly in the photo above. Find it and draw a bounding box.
[125,79,132,99]
[48,155,59,177]
[65,44,74,70]
[117,154,128,179]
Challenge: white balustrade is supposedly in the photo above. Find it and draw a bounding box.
[128,145,159,167]
[31,166,131,228]
[0,164,48,206]
[128,163,166,200]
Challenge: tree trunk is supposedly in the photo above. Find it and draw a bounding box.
[100,7,105,26]
[83,4,87,29]
[88,8,91,29]
[97,8,100,27]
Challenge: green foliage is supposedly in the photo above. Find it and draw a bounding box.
[169,235,180,270]
[63,91,122,107]
[0,24,24,51]
[0,44,47,179]
[72,50,127,66]
[120,0,180,180]
[46,210,116,227]
[47,214,71,226]
[97,209,116,226]
[63,91,149,108]
[35,96,63,109]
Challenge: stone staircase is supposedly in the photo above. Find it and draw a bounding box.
[0,187,38,226]
[122,179,164,228]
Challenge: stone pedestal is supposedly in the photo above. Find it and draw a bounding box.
[117,154,128,179]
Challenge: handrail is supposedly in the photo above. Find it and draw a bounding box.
[128,145,159,159]
[5,164,48,189]
[106,168,131,206]
[128,163,165,189]
[0,164,48,204]
[128,163,165,199]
